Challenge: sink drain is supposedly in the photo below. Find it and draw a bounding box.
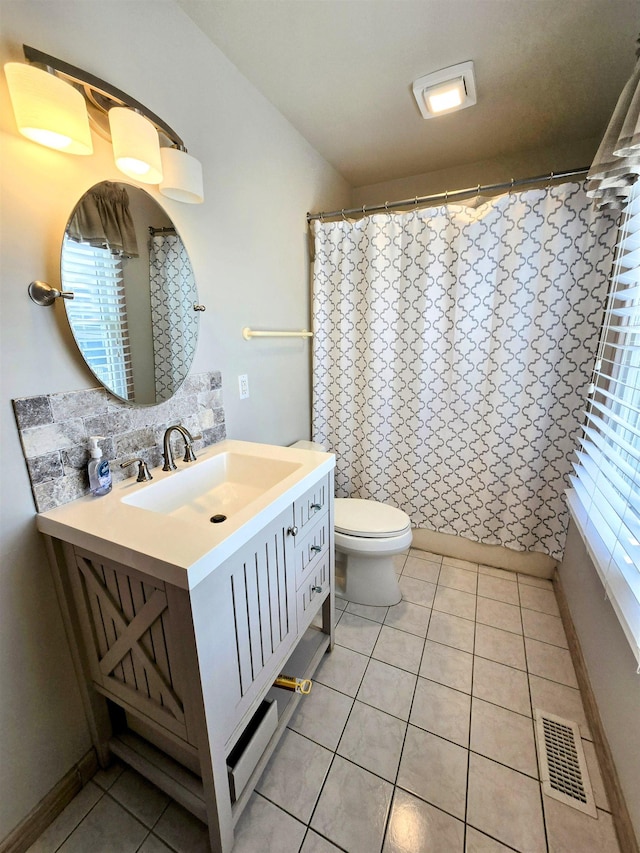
[210,514,227,524]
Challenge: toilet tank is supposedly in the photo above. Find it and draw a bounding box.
[290,440,327,452]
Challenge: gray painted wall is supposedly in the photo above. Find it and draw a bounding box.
[559,520,640,841]
[0,0,350,839]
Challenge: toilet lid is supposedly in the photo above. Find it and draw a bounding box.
[334,498,411,538]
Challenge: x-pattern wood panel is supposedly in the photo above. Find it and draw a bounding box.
[77,556,184,723]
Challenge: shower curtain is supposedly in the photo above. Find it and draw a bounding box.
[312,183,617,559]
[149,234,196,401]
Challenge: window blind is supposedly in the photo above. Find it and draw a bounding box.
[62,237,134,401]
[569,182,640,667]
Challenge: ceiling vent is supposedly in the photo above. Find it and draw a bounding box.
[412,61,476,119]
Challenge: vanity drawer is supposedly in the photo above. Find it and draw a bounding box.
[295,514,329,589]
[292,475,330,535]
[296,556,330,634]
[226,699,278,804]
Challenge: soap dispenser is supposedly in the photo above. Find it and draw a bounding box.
[88,436,112,496]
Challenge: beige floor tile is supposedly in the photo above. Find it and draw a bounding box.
[409,548,443,564]
[153,803,211,853]
[383,788,464,853]
[288,682,353,750]
[427,610,475,653]
[442,556,479,572]
[373,625,426,674]
[346,601,389,623]
[392,553,408,573]
[465,826,517,852]
[474,623,526,670]
[470,697,538,777]
[438,564,478,593]
[518,583,560,616]
[476,596,522,634]
[397,726,468,820]
[517,573,554,590]
[357,658,417,720]
[521,608,568,648]
[467,753,546,853]
[478,565,517,582]
[582,738,610,812]
[477,574,520,605]
[26,783,103,853]
[525,637,578,688]
[137,836,173,853]
[232,794,306,853]
[311,756,393,853]
[314,642,369,696]
[300,830,343,852]
[543,798,621,853]
[256,729,333,822]
[337,700,406,782]
[398,575,437,607]
[473,656,531,717]
[433,585,477,620]
[529,675,592,740]
[335,611,382,655]
[110,768,170,829]
[384,600,432,637]
[403,556,441,584]
[411,677,471,746]
[56,796,148,853]
[419,639,473,693]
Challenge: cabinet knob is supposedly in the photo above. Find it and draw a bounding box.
[287,526,298,537]
[310,503,322,512]
[312,585,323,594]
[310,545,322,554]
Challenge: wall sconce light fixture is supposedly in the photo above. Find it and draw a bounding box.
[4,45,204,203]
[412,61,477,119]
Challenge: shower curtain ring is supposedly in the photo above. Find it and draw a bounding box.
[547,171,554,188]
[414,196,418,208]
[385,201,389,211]
[341,209,347,221]
[510,178,515,193]
[362,205,366,215]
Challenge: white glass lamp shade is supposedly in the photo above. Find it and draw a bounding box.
[159,148,204,204]
[109,107,163,184]
[4,62,93,154]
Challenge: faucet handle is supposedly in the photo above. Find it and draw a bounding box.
[121,459,153,482]
[183,432,202,463]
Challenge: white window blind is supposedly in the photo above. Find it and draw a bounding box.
[569,181,640,667]
[61,237,133,401]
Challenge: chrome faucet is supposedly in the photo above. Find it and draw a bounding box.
[162,425,202,471]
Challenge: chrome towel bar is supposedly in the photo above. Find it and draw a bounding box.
[242,327,313,340]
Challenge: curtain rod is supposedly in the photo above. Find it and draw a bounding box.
[307,167,590,222]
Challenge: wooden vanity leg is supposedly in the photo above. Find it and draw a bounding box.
[44,537,112,767]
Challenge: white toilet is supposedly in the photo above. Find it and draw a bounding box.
[291,441,412,606]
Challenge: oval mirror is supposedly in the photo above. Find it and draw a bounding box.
[60,180,200,405]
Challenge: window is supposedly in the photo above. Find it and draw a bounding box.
[569,182,640,667]
[62,237,134,401]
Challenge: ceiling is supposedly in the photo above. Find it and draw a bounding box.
[177,1,640,189]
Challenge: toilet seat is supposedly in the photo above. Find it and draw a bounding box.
[334,498,411,539]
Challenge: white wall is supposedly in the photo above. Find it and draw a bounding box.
[559,521,640,841]
[0,0,350,839]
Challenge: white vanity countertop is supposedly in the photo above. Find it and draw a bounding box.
[36,439,335,590]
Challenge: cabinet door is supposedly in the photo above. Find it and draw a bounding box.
[190,505,297,748]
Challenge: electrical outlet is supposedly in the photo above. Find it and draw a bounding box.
[238,374,249,399]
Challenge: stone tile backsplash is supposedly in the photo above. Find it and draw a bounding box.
[13,370,226,512]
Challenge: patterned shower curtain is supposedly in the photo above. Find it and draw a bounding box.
[149,234,197,402]
[312,183,617,559]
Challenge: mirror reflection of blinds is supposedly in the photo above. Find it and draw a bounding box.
[569,182,640,667]
[62,237,134,401]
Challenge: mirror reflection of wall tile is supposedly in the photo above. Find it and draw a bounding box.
[12,370,225,512]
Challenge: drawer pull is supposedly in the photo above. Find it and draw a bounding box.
[310,545,322,554]
[310,503,322,512]
[287,526,298,537]
[312,585,323,593]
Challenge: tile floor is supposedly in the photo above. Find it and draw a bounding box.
[27,549,622,853]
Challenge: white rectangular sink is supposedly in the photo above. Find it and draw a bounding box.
[122,452,302,523]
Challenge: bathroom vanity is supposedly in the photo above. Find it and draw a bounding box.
[37,440,335,853]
